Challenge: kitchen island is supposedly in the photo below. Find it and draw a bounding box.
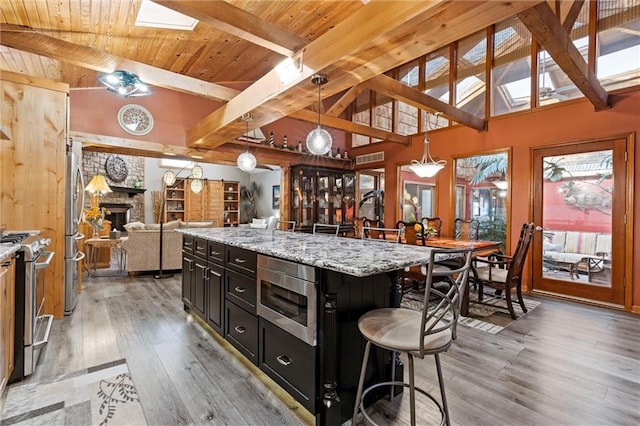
[177,227,448,425]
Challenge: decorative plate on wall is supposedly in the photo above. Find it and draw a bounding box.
[105,155,128,182]
[117,104,154,136]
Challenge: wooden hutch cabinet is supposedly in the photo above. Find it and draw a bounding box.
[290,166,355,232]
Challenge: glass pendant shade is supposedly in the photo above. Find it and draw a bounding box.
[237,151,257,172]
[408,162,445,178]
[306,126,332,155]
[190,178,203,193]
[191,164,203,179]
[163,170,177,186]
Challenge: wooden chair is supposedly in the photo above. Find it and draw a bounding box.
[361,226,401,243]
[421,217,443,237]
[352,248,473,426]
[472,223,535,319]
[312,223,340,236]
[396,221,425,246]
[353,217,368,239]
[277,220,296,231]
[454,218,480,241]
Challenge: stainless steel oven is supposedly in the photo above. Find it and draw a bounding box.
[5,232,54,382]
[257,255,317,346]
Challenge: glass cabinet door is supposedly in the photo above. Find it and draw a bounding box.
[301,174,315,226]
[343,174,356,223]
[317,175,330,224]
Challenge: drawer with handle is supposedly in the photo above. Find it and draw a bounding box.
[226,246,257,277]
[207,241,225,265]
[225,268,256,314]
[194,237,208,259]
[259,318,316,411]
[182,234,194,253]
[226,300,258,365]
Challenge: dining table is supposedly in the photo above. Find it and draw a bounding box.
[421,237,503,316]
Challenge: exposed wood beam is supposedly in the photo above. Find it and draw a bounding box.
[0,25,238,101]
[187,1,443,148]
[219,142,353,169]
[289,109,410,145]
[325,85,367,117]
[563,1,585,32]
[363,74,487,131]
[155,1,307,57]
[518,2,609,110]
[71,131,241,166]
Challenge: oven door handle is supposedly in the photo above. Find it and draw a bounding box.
[35,251,55,270]
[32,314,54,350]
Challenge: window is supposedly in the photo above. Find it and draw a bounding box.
[399,164,437,222]
[423,46,450,130]
[352,90,371,147]
[492,17,532,115]
[396,61,419,135]
[456,30,487,118]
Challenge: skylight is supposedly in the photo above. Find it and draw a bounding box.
[135,0,198,31]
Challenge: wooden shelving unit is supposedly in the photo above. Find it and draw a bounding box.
[164,178,186,222]
[222,181,239,227]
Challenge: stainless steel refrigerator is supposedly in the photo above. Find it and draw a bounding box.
[64,149,85,315]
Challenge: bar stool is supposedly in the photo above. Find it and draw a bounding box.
[351,247,473,426]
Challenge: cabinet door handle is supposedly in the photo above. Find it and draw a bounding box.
[234,325,246,334]
[210,250,220,256]
[210,270,221,278]
[234,257,246,264]
[276,355,291,366]
[234,286,246,293]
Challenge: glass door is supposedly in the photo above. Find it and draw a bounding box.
[532,139,627,305]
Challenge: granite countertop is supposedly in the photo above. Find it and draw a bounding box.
[178,227,451,277]
[0,243,20,262]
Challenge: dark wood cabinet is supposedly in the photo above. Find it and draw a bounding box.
[259,318,316,412]
[181,254,193,308]
[225,300,258,364]
[207,260,224,336]
[192,260,207,320]
[290,166,356,231]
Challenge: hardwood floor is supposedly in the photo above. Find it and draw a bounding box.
[2,271,639,425]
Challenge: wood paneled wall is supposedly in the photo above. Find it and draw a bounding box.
[1,71,68,318]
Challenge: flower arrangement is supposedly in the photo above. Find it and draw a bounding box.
[84,203,110,237]
[424,226,438,238]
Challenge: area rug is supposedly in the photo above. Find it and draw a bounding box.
[0,359,146,425]
[401,288,540,334]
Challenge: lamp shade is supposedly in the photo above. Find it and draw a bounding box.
[237,151,257,172]
[408,162,445,178]
[190,178,203,194]
[163,170,177,187]
[85,174,112,194]
[306,127,332,155]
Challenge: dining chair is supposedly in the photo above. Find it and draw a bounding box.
[454,218,480,241]
[472,223,535,319]
[361,226,401,243]
[352,247,473,426]
[396,221,425,246]
[312,223,340,236]
[277,220,296,231]
[353,217,368,239]
[421,217,443,237]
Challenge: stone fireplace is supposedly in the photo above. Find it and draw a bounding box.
[101,203,132,233]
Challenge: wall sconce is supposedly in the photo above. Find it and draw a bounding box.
[98,70,152,97]
[306,74,332,155]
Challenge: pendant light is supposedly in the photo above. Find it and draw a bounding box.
[408,112,446,178]
[306,74,332,155]
[237,113,257,172]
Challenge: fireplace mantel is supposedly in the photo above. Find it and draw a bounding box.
[109,186,146,197]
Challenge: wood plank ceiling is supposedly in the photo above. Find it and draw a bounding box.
[0,0,608,156]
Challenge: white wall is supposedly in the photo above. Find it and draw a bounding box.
[250,169,282,219]
[143,158,250,223]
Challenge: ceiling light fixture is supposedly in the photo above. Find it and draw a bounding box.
[98,70,151,97]
[237,114,257,172]
[409,112,446,178]
[306,74,332,155]
[162,162,204,194]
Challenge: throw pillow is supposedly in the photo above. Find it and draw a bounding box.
[124,221,146,232]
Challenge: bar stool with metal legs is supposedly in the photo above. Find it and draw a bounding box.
[351,247,473,426]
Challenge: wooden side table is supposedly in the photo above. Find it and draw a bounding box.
[84,237,128,273]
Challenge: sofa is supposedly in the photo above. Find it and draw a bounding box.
[120,220,216,275]
[543,230,611,280]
